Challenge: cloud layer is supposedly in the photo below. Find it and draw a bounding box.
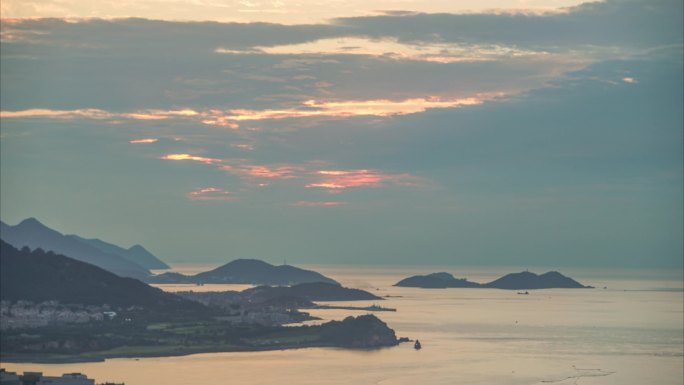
[1,0,682,267]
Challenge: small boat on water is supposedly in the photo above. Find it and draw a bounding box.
[414,340,422,350]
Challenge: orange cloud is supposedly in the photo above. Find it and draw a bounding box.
[220,164,301,180]
[221,96,484,124]
[306,169,419,191]
[160,153,426,194]
[187,187,236,201]
[1,108,199,121]
[160,153,221,164]
[129,138,158,144]
[0,108,114,119]
[0,96,489,130]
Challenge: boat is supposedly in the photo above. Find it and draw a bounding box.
[414,340,422,350]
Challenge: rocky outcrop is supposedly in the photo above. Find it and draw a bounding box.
[319,314,398,348]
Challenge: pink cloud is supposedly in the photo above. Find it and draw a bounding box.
[160,153,221,164]
[129,138,158,144]
[306,169,420,191]
[0,108,200,121]
[220,164,303,180]
[293,201,347,207]
[187,187,237,201]
[159,151,426,197]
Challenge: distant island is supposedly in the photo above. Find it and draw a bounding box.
[394,272,481,288]
[0,241,400,363]
[395,270,592,289]
[147,259,339,286]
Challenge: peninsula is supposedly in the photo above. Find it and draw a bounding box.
[0,241,401,363]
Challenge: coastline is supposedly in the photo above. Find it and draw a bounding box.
[0,342,371,364]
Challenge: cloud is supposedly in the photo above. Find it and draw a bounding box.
[306,169,421,191]
[187,187,237,201]
[4,1,680,114]
[217,96,487,124]
[335,0,683,49]
[292,200,347,207]
[0,108,199,121]
[129,138,158,144]
[0,108,114,119]
[220,163,302,180]
[245,36,556,63]
[158,150,426,196]
[160,153,222,164]
[0,0,589,24]
[0,96,488,128]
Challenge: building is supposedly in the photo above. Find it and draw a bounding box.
[0,369,21,385]
[0,370,95,385]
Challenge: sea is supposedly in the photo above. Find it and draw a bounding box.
[3,265,683,385]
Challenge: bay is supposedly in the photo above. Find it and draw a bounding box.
[3,266,682,385]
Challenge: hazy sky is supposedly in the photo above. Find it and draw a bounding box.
[1,0,682,267]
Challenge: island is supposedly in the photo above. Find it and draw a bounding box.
[0,241,401,363]
[394,272,481,288]
[395,270,592,289]
[146,259,338,286]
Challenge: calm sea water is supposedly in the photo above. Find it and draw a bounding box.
[3,265,683,385]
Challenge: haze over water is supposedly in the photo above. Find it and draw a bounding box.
[4,266,682,385]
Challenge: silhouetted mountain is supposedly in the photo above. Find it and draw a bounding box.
[147,272,191,283]
[147,259,338,286]
[394,270,591,289]
[484,271,591,290]
[0,240,207,316]
[0,218,149,279]
[69,235,170,270]
[243,282,382,302]
[394,272,481,288]
[195,259,339,285]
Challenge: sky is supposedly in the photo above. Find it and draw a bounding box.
[1,0,682,267]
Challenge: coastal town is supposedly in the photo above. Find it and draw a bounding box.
[0,301,114,331]
[0,368,121,385]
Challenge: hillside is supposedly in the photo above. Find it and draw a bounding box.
[242,282,383,302]
[69,235,170,270]
[0,240,206,316]
[1,218,150,279]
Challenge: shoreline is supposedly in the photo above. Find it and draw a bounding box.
[0,341,403,364]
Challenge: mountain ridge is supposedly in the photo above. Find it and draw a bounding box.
[147,258,339,286]
[0,240,207,316]
[1,218,150,279]
[68,234,170,270]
